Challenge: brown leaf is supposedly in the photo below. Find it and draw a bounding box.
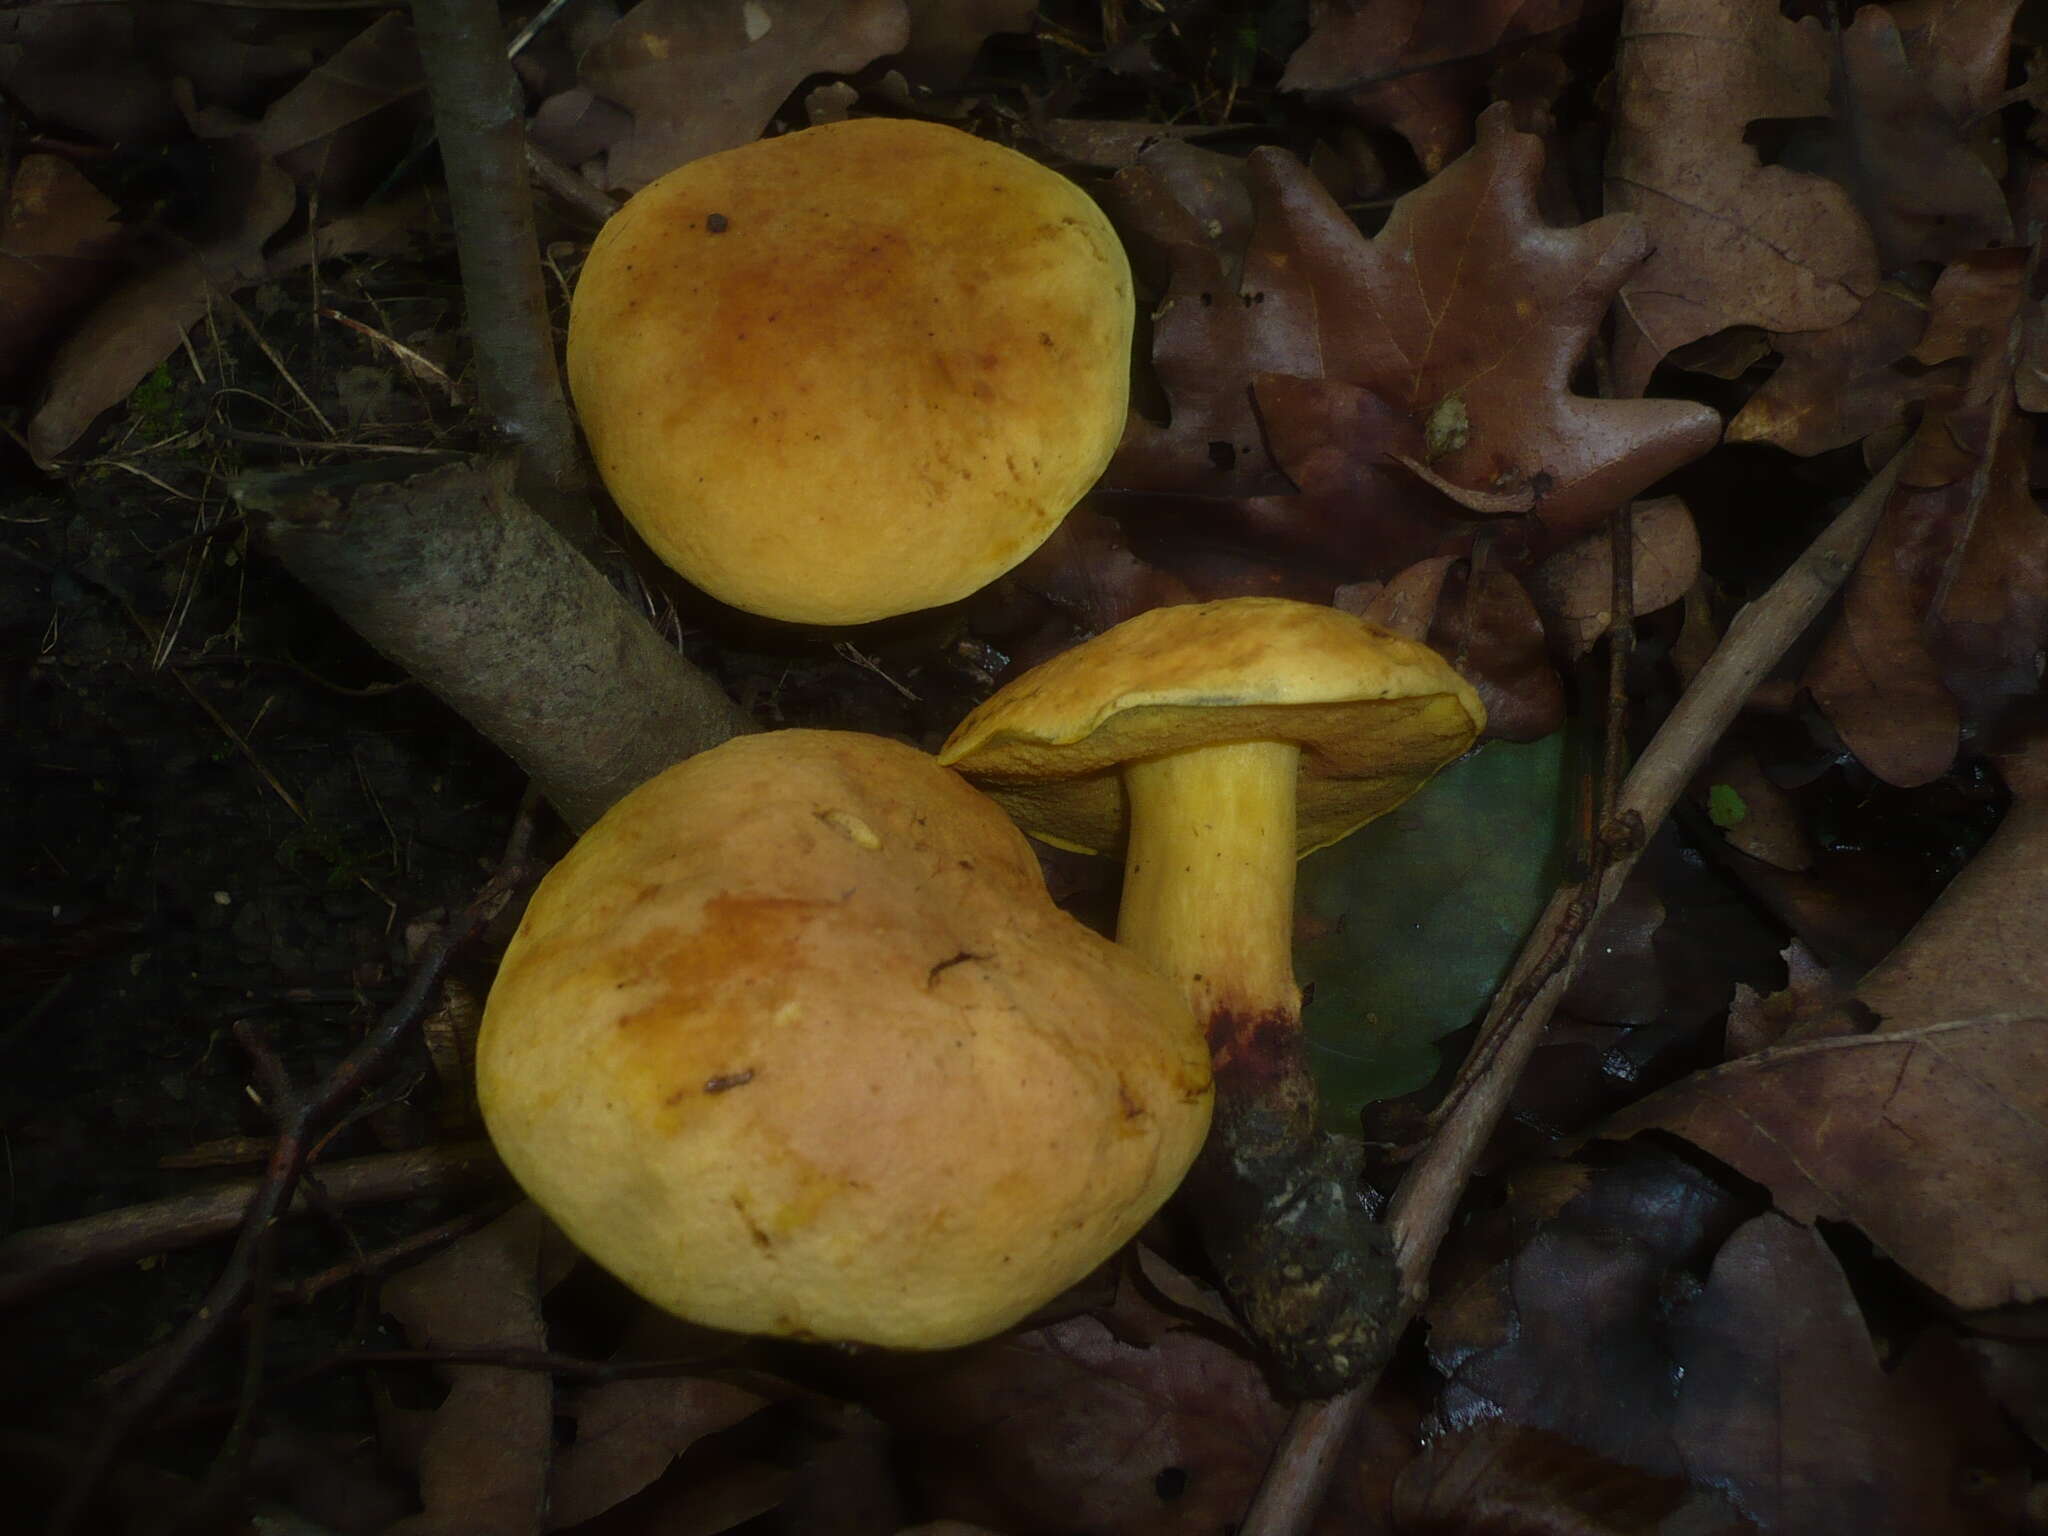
[382,1204,573,1536]
[579,0,911,190]
[0,154,127,395]
[1892,0,2026,123]
[1672,1216,2025,1533]
[1523,496,1702,659]
[0,3,329,147]
[1724,939,1854,1055]
[1816,6,2014,270]
[897,0,1036,83]
[1429,1157,2024,1532]
[1606,1014,2048,1310]
[1693,748,1815,873]
[1425,557,1565,740]
[1854,732,2048,1031]
[1602,741,2048,1309]
[1005,505,1198,638]
[1280,0,1609,174]
[1393,1421,1741,1534]
[1606,0,1878,396]
[878,1283,1375,1535]
[1260,105,1722,544]
[1725,286,1939,457]
[547,1376,768,1530]
[1801,467,1964,788]
[1802,260,2048,784]
[1427,1148,1752,1478]
[27,135,297,463]
[1105,142,1307,498]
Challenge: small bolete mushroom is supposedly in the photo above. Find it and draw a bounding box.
[566,117,1135,626]
[476,730,1211,1349]
[938,597,1485,1390]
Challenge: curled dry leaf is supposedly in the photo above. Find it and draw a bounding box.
[1393,1421,1738,1534]
[1673,1215,2024,1533]
[0,2,331,147]
[578,0,912,190]
[1605,0,1878,395]
[1602,734,2048,1310]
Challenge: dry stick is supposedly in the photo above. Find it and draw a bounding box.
[43,811,541,1536]
[1237,447,1907,1536]
[411,0,588,535]
[0,1143,503,1309]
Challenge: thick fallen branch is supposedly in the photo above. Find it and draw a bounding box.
[243,459,751,831]
[1238,448,1908,1536]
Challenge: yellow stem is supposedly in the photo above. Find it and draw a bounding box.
[1115,739,1302,1057]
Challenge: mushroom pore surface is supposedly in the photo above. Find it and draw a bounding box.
[476,730,1211,1349]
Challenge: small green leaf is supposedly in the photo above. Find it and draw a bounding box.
[1707,782,1748,829]
[1296,729,1577,1122]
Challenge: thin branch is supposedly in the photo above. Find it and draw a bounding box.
[412,0,589,534]
[43,802,543,1536]
[1238,448,1908,1536]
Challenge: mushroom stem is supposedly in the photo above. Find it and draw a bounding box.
[1118,740,1312,1128]
[1118,740,1395,1396]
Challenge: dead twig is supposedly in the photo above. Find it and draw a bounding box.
[0,1143,504,1309]
[43,797,543,1536]
[412,0,589,534]
[1238,447,1908,1536]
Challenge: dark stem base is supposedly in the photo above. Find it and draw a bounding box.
[1184,1028,1402,1397]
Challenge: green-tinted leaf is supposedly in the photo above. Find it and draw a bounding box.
[1297,730,1576,1123]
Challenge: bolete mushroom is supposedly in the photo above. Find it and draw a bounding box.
[476,730,1211,1349]
[938,597,1485,1390]
[565,117,1134,626]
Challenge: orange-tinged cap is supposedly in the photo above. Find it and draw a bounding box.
[477,731,1210,1348]
[567,118,1134,626]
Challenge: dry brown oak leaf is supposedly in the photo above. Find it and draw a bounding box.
[1280,0,1608,175]
[1602,732,2048,1312]
[1605,0,1879,397]
[577,0,909,191]
[1112,104,1720,566]
[1803,250,2048,787]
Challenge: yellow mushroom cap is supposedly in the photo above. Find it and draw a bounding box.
[938,597,1488,856]
[566,118,1135,626]
[476,730,1211,1349]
